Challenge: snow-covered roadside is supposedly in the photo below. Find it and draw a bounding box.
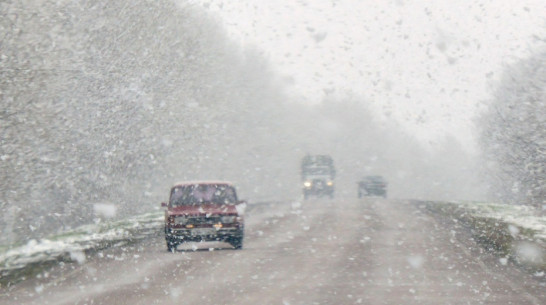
[0,211,163,282]
[2,200,544,284]
[419,200,545,271]
[0,201,274,285]
[451,201,546,241]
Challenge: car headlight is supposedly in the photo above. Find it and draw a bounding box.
[221,216,236,223]
[303,181,312,187]
[174,216,188,225]
[327,181,334,186]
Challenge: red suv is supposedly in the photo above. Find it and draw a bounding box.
[161,181,245,251]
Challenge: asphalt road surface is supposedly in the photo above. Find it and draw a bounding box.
[1,198,545,305]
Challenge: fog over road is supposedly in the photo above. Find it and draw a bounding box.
[2,199,545,305]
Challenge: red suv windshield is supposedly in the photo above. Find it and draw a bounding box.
[169,184,238,206]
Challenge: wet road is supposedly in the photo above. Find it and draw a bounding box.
[1,198,545,305]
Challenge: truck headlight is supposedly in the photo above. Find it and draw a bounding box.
[221,216,236,223]
[303,181,312,187]
[327,181,334,186]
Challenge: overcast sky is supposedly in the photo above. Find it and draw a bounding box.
[186,0,545,151]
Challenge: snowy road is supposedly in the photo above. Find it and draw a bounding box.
[1,199,545,305]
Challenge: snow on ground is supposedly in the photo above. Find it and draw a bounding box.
[1,200,544,279]
[427,200,545,268]
[0,201,271,277]
[0,211,163,275]
[452,201,546,241]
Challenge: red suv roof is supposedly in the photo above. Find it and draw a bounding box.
[172,180,233,187]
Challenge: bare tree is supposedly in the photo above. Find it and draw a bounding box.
[480,48,546,210]
[0,0,286,244]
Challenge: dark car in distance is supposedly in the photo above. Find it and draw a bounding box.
[358,176,387,198]
[161,181,245,251]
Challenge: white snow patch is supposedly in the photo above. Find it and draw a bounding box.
[508,224,519,237]
[236,202,247,215]
[407,255,425,269]
[35,284,44,294]
[162,137,173,147]
[93,203,117,219]
[170,287,181,298]
[360,236,371,243]
[515,242,544,265]
[70,250,86,264]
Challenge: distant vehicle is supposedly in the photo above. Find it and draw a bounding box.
[358,176,387,198]
[161,181,245,251]
[301,154,336,199]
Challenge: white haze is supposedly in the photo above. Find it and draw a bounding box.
[190,0,545,150]
[1,0,543,244]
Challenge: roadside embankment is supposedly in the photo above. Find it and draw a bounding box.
[0,211,164,287]
[0,201,274,287]
[416,200,545,273]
